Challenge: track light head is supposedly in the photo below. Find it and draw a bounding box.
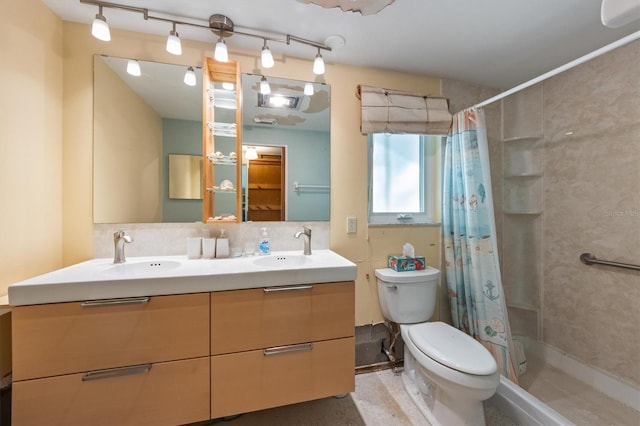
[214,37,229,62]
[91,6,111,41]
[126,59,141,76]
[261,40,275,69]
[166,23,182,55]
[313,49,325,75]
[184,66,196,86]
[260,76,271,95]
[304,82,314,96]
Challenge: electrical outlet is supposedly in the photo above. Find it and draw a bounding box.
[347,217,357,234]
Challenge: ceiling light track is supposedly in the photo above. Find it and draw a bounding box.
[80,0,335,74]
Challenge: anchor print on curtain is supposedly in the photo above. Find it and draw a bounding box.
[442,108,519,383]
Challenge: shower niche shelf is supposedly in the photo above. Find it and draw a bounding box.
[503,211,543,215]
[506,302,539,313]
[500,83,544,341]
[503,136,541,143]
[503,173,542,178]
[503,176,542,214]
[503,138,542,177]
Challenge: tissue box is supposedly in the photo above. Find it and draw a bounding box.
[388,256,426,272]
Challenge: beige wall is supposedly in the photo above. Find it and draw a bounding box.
[93,57,163,223]
[61,22,444,325]
[0,0,63,296]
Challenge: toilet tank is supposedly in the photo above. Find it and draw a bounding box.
[375,267,440,324]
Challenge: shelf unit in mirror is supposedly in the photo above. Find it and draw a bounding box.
[203,57,242,224]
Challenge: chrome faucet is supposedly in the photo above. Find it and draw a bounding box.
[294,226,312,255]
[113,230,133,264]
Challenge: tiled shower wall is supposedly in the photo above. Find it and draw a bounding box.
[495,40,640,387]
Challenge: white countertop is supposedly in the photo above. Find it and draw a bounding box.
[8,250,357,306]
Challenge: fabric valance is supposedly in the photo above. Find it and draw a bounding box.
[356,85,452,135]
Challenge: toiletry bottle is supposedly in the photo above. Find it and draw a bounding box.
[215,229,230,258]
[258,227,271,255]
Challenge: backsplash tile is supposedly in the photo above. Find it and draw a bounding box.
[94,222,329,258]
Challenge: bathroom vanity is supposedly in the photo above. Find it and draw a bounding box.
[9,251,356,425]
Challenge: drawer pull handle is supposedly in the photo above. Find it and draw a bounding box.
[263,285,313,293]
[81,297,150,307]
[82,363,152,381]
[264,342,313,356]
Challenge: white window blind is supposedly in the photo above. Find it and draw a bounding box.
[357,85,452,135]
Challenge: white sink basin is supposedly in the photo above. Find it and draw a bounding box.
[253,254,312,268]
[101,260,182,277]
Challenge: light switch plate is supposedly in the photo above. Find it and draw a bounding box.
[347,217,357,234]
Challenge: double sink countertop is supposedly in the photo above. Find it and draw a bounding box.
[8,250,357,306]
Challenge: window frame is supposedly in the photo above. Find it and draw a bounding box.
[367,134,443,226]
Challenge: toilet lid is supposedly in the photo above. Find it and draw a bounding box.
[407,322,498,375]
[374,267,439,283]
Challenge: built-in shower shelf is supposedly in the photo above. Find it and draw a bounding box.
[503,173,543,178]
[503,211,543,215]
[506,303,539,313]
[502,136,542,143]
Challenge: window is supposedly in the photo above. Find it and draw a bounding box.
[368,134,442,225]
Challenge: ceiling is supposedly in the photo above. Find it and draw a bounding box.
[43,0,638,89]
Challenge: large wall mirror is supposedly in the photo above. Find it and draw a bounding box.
[93,55,330,223]
[241,74,330,222]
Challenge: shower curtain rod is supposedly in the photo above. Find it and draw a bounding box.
[473,30,640,109]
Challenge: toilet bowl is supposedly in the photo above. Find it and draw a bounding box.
[376,267,500,426]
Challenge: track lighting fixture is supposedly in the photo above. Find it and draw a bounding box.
[183,66,196,86]
[313,48,325,75]
[126,59,141,76]
[80,1,342,77]
[214,37,229,62]
[166,22,182,55]
[260,76,271,95]
[261,39,275,69]
[91,5,111,41]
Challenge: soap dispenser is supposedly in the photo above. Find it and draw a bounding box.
[258,227,271,255]
[215,229,230,258]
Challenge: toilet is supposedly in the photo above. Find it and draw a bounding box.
[376,267,500,426]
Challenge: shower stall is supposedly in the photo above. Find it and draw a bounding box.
[486,38,639,424]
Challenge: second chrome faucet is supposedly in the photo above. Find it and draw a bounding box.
[294,226,312,255]
[113,230,133,264]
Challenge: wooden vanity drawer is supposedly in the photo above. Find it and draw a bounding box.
[211,337,355,418]
[12,356,210,426]
[12,293,209,381]
[211,281,355,354]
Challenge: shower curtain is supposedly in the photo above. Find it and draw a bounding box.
[442,108,519,383]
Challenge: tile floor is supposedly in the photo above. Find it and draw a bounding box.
[352,368,426,425]
[352,368,514,426]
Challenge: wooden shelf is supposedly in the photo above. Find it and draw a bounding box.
[202,57,242,224]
